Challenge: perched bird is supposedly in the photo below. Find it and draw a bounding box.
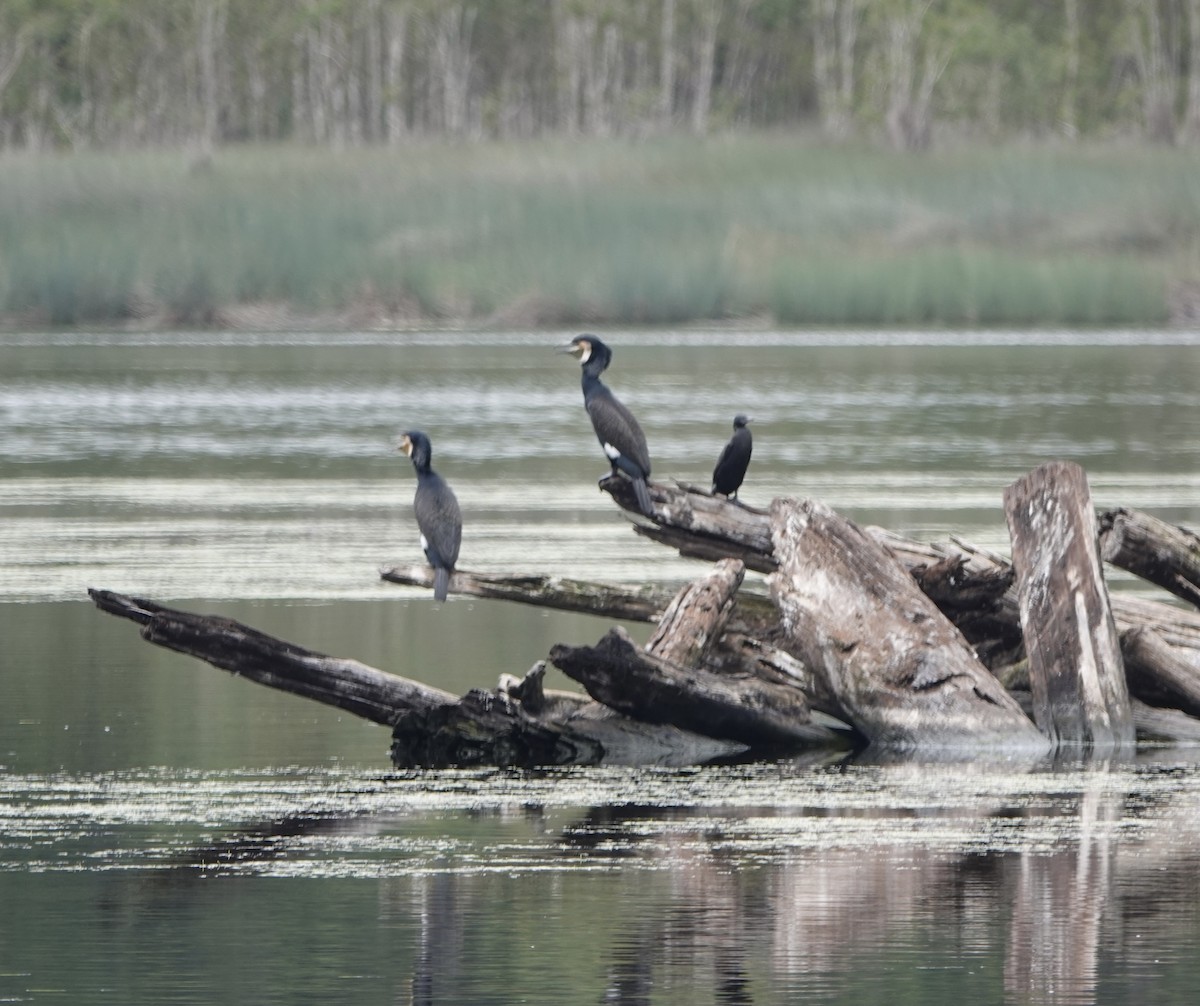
[397,430,462,602]
[560,334,654,516]
[711,414,753,499]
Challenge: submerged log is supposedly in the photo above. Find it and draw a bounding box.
[1100,507,1200,609]
[1004,462,1134,751]
[767,498,1047,751]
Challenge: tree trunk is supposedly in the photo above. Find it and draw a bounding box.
[881,3,946,151]
[768,497,1047,750]
[1186,0,1200,142]
[690,0,719,135]
[645,556,743,666]
[813,0,859,139]
[1061,0,1080,136]
[660,0,676,130]
[384,2,409,144]
[1121,625,1200,716]
[381,563,676,622]
[1004,461,1134,751]
[89,588,456,724]
[550,626,838,748]
[90,588,746,768]
[92,461,1200,766]
[1099,506,1200,608]
[1128,0,1179,144]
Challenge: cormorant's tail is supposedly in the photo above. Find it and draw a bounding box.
[633,476,653,518]
[433,567,450,603]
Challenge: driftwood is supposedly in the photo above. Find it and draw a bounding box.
[608,478,1200,736]
[1100,507,1200,609]
[88,588,456,725]
[380,565,674,622]
[1004,462,1134,751]
[768,497,1046,750]
[550,627,838,748]
[91,589,746,768]
[90,462,1200,766]
[1121,626,1200,718]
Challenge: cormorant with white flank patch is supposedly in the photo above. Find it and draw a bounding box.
[560,334,654,516]
[398,430,462,602]
[712,414,753,499]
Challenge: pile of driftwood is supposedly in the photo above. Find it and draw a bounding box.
[91,460,1200,767]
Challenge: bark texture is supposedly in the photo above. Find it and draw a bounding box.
[1100,506,1200,608]
[1004,461,1134,750]
[767,498,1047,751]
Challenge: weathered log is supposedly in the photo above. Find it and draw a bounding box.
[389,687,605,768]
[646,557,744,666]
[603,475,776,567]
[1100,507,1200,609]
[608,477,1028,646]
[1004,461,1134,750]
[767,498,1047,750]
[549,626,839,748]
[89,588,746,768]
[708,631,844,720]
[1131,699,1200,744]
[381,564,673,622]
[1120,626,1200,718]
[88,588,456,725]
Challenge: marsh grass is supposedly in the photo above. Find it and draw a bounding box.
[0,136,1193,328]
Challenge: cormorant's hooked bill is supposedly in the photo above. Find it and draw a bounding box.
[398,430,462,602]
[711,413,753,499]
[561,334,654,517]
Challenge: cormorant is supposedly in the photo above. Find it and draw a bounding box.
[560,334,654,516]
[398,430,462,602]
[711,414,753,499]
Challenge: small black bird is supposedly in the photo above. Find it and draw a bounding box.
[398,430,462,602]
[560,334,654,516]
[711,414,753,499]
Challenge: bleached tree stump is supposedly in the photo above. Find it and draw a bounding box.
[1004,461,1134,751]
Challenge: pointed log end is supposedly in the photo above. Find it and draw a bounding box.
[88,588,164,626]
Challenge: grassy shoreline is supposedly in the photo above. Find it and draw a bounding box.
[2,135,1197,330]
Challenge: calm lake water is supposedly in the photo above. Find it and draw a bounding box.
[4,328,1200,1004]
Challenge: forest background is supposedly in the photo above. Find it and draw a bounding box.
[1,0,1199,329]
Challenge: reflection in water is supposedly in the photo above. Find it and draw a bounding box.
[5,757,1199,1002]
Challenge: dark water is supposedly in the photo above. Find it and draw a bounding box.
[4,329,1200,1004]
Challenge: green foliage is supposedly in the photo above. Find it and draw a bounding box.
[0,0,1198,148]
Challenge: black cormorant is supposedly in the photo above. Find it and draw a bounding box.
[560,334,654,516]
[398,430,462,602]
[711,414,753,499]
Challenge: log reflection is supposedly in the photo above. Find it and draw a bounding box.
[555,758,1192,1003]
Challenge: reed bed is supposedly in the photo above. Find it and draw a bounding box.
[0,135,1194,328]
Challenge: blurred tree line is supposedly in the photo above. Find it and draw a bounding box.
[1,0,1199,151]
